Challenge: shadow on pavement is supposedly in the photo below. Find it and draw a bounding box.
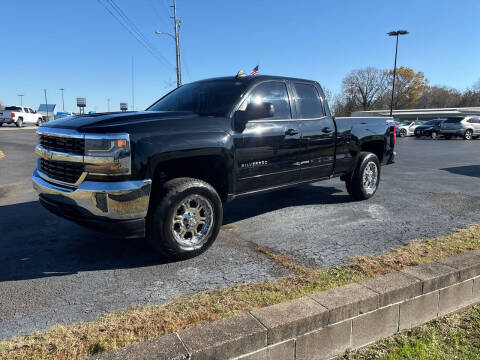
[441,165,480,178]
[0,201,167,283]
[0,184,350,282]
[223,184,350,224]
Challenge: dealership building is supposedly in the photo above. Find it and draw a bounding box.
[352,107,480,122]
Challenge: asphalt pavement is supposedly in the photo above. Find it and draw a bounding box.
[0,128,479,339]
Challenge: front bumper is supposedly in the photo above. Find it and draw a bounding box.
[32,169,152,237]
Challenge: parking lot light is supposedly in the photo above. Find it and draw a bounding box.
[388,30,409,117]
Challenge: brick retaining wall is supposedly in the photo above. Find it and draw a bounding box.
[91,250,480,360]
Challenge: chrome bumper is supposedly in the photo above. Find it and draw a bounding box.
[32,169,152,221]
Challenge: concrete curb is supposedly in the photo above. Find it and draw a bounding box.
[89,251,480,360]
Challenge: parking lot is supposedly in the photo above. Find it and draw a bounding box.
[0,127,479,339]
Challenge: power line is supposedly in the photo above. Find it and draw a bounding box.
[97,0,173,69]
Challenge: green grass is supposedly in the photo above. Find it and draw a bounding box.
[343,304,480,359]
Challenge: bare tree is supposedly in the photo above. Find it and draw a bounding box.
[341,67,388,111]
[416,86,461,109]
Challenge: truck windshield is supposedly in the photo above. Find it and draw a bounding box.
[147,80,248,117]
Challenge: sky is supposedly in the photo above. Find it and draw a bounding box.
[1,0,479,113]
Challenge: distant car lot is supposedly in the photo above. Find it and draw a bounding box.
[0,129,479,340]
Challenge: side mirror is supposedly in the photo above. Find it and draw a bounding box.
[234,102,275,132]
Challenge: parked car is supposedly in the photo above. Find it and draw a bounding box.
[414,119,445,139]
[397,120,422,137]
[33,75,396,259]
[0,106,44,127]
[440,117,480,140]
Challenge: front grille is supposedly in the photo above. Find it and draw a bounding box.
[40,158,85,184]
[39,134,84,155]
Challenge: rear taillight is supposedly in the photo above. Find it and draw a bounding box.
[393,124,396,143]
[11,112,15,118]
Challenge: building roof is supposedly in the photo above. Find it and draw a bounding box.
[352,107,480,120]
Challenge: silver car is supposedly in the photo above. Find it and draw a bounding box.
[440,116,480,140]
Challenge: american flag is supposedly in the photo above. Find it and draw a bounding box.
[250,65,259,76]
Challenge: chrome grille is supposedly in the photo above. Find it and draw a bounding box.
[39,134,84,155]
[40,159,85,184]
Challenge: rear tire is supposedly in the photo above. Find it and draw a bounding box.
[399,129,407,137]
[36,118,44,126]
[464,129,473,140]
[345,152,380,201]
[147,177,223,260]
[431,131,438,139]
[15,118,23,128]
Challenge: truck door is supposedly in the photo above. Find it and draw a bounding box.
[235,80,303,194]
[291,82,335,180]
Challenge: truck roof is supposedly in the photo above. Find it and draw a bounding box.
[191,75,319,85]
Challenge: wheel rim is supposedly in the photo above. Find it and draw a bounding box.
[171,194,214,249]
[362,161,378,195]
[432,132,437,139]
[400,130,406,137]
[466,131,472,140]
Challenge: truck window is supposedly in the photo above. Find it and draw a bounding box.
[293,83,324,119]
[24,108,30,113]
[242,81,291,119]
[5,106,22,111]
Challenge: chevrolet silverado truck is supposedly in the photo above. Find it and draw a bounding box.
[32,75,396,259]
[0,106,44,127]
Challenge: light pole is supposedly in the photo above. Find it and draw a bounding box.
[107,98,110,112]
[387,30,409,117]
[155,0,182,87]
[59,88,65,112]
[17,94,24,106]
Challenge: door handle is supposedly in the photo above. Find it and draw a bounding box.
[285,128,299,136]
[322,127,333,134]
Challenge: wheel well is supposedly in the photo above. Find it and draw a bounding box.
[361,141,384,163]
[152,155,228,202]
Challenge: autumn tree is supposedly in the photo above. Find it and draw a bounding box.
[384,67,429,109]
[341,67,388,111]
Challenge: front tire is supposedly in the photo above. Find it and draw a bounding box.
[431,131,438,139]
[345,152,380,201]
[15,118,23,127]
[36,118,44,126]
[147,177,223,260]
[464,129,473,140]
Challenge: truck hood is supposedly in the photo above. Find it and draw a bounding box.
[41,111,198,132]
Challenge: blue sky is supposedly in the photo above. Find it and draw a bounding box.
[1,0,479,112]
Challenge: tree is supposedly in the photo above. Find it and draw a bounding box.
[416,86,461,109]
[382,67,428,109]
[341,67,388,111]
[458,89,480,107]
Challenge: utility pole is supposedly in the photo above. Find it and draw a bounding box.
[154,0,182,88]
[59,88,65,112]
[132,56,135,111]
[172,0,182,87]
[387,30,409,117]
[44,89,49,122]
[17,94,24,106]
[107,98,110,112]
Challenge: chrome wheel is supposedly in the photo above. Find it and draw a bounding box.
[362,161,378,195]
[171,194,214,249]
[431,131,438,139]
[465,130,473,140]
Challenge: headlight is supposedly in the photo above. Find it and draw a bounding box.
[84,134,131,175]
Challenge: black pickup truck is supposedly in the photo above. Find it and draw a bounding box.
[33,75,396,259]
